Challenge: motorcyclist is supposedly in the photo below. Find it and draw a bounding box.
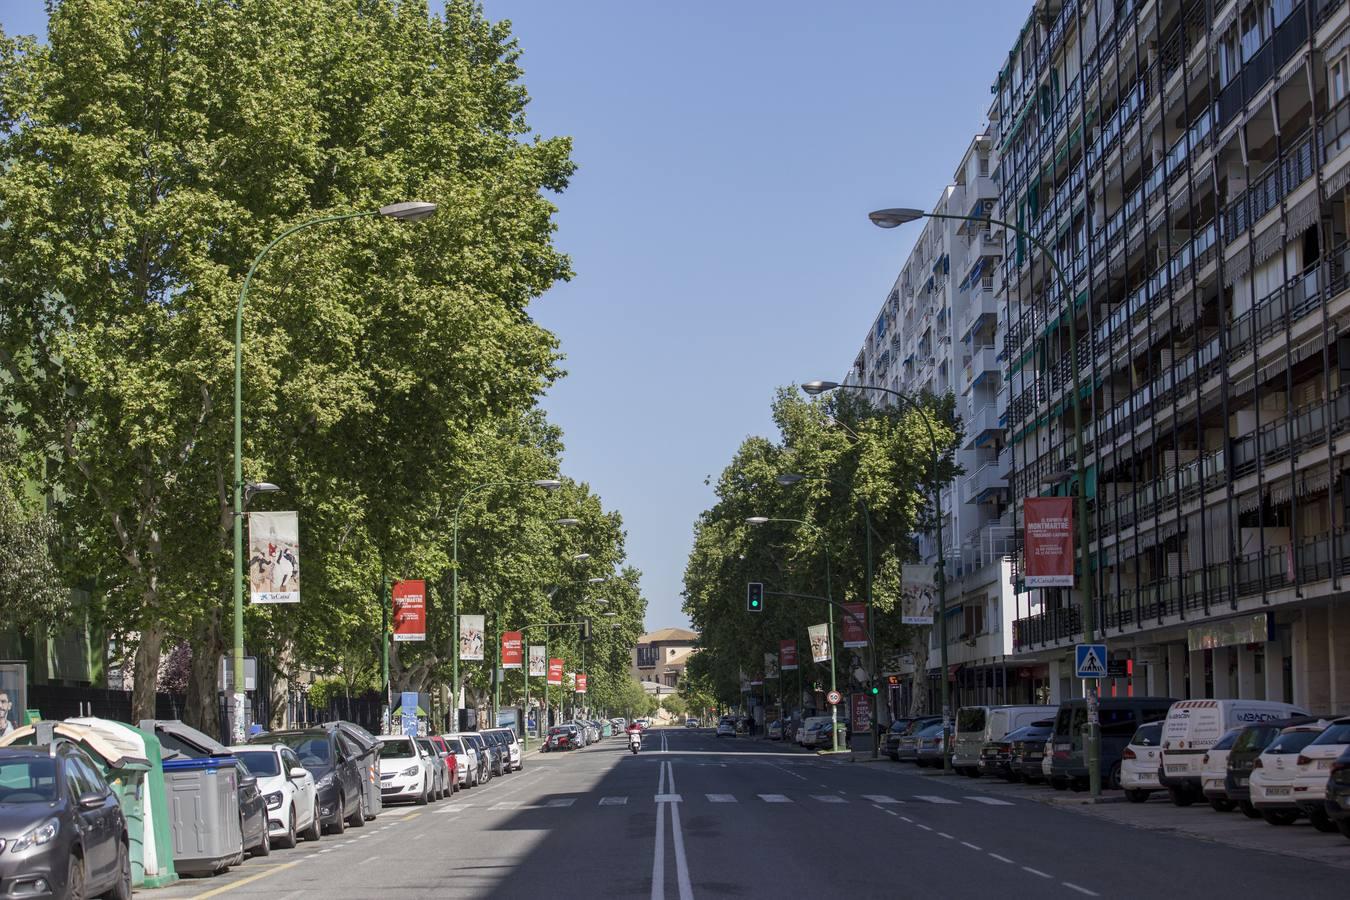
[626,721,642,750]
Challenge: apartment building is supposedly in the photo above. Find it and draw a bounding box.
[631,627,699,695]
[997,0,1350,714]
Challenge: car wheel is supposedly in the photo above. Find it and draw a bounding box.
[1239,801,1261,819]
[67,853,87,900]
[101,839,132,900]
[1125,789,1150,803]
[328,795,346,835]
[348,793,367,827]
[1167,787,1195,807]
[1261,808,1299,826]
[1309,808,1339,833]
[416,781,429,806]
[301,807,322,843]
[1208,798,1235,813]
[252,823,271,857]
[1108,763,1122,791]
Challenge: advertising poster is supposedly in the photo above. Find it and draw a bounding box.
[764,652,779,679]
[501,631,523,669]
[459,614,485,660]
[400,691,419,737]
[528,645,547,677]
[1024,497,1075,587]
[780,640,798,671]
[807,624,831,663]
[901,564,937,625]
[391,579,426,642]
[842,603,868,648]
[576,673,588,694]
[547,658,564,686]
[247,510,300,603]
[850,693,871,733]
[0,662,26,738]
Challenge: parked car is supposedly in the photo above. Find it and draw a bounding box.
[378,735,433,805]
[954,705,1056,777]
[766,720,784,740]
[1224,716,1320,818]
[546,725,576,751]
[443,733,483,784]
[1160,698,1307,805]
[715,721,736,738]
[416,737,449,800]
[686,718,701,728]
[798,716,835,748]
[1293,716,1350,831]
[1199,728,1244,811]
[895,718,942,763]
[915,723,948,767]
[263,727,368,833]
[1049,697,1175,791]
[1041,738,1055,784]
[488,728,522,772]
[439,734,472,788]
[1121,721,1165,803]
[817,721,848,749]
[461,732,494,783]
[231,743,321,848]
[1325,744,1350,839]
[1251,721,1328,825]
[981,719,1054,780]
[884,718,915,760]
[1010,721,1055,783]
[427,735,459,795]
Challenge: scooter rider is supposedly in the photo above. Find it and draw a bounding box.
[627,721,642,752]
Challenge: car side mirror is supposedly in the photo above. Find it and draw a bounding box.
[78,791,106,810]
[289,767,308,780]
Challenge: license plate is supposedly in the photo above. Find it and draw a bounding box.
[1166,764,1187,773]
[1318,760,1333,770]
[1266,786,1291,796]
[1235,776,1248,786]
[1028,753,1042,760]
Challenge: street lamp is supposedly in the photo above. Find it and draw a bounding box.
[866,203,1097,793]
[776,471,879,758]
[232,200,437,743]
[802,379,952,771]
[572,553,591,561]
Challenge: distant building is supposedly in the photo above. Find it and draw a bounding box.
[631,627,698,695]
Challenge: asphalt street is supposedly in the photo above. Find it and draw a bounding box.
[138,728,1348,899]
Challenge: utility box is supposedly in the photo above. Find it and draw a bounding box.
[160,756,244,875]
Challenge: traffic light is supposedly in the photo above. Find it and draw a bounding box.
[746,582,764,612]
[580,617,592,642]
[869,684,880,696]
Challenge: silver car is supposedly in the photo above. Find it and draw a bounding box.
[415,737,449,800]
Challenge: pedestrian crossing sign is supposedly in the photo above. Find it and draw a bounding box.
[1075,643,1107,678]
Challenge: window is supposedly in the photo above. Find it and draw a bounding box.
[636,646,658,669]
[1332,55,1349,106]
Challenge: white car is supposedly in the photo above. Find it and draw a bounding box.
[798,716,833,747]
[1160,699,1307,804]
[378,735,433,805]
[443,733,482,786]
[1200,728,1244,811]
[716,721,736,738]
[1041,740,1054,783]
[495,729,522,772]
[1293,716,1350,831]
[231,743,320,848]
[1120,722,1163,803]
[415,737,449,800]
[1250,722,1327,825]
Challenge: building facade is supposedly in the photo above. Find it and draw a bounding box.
[631,627,699,696]
[849,0,1350,717]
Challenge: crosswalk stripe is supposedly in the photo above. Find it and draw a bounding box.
[758,794,792,803]
[862,795,901,804]
[811,795,847,804]
[913,795,958,805]
[489,801,522,810]
[599,796,627,806]
[545,798,575,808]
[706,794,737,803]
[966,796,1014,806]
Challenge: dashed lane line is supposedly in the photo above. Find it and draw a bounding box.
[988,853,1014,864]
[965,796,1014,806]
[706,794,736,803]
[1063,883,1100,896]
[961,842,982,851]
[1022,867,1053,879]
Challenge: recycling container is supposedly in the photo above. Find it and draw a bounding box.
[161,756,244,875]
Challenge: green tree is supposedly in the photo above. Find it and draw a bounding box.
[0,427,72,632]
[660,693,686,719]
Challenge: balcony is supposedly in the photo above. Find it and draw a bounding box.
[961,403,1002,450]
[960,459,1010,505]
[1013,606,1081,651]
[962,346,1000,392]
[957,288,999,342]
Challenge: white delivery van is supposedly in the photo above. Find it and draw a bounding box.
[1159,699,1307,803]
[953,705,1058,777]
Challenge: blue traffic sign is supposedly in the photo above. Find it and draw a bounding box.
[1075,643,1107,678]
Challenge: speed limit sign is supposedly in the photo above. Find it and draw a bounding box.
[826,690,842,705]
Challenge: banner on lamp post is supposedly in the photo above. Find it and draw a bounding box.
[458,614,485,660]
[807,624,831,663]
[576,673,588,694]
[901,564,937,625]
[1024,497,1075,587]
[780,640,798,671]
[547,658,563,686]
[842,603,868,648]
[247,511,300,604]
[764,652,779,679]
[500,631,523,669]
[391,579,426,642]
[850,693,872,733]
[528,645,546,676]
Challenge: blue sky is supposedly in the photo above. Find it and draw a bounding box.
[1,1,1030,631]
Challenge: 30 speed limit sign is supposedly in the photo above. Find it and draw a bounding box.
[826,690,842,705]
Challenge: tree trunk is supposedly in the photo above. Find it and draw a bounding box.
[131,615,163,722]
[908,640,931,716]
[183,605,225,737]
[269,640,293,730]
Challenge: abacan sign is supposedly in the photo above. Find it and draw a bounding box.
[1024,497,1075,587]
[547,658,564,686]
[500,631,523,669]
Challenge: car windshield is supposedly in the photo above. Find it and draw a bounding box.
[1232,725,1282,755]
[382,738,415,759]
[272,733,332,767]
[234,750,281,777]
[1211,729,1242,751]
[957,708,985,732]
[918,723,944,737]
[416,739,435,756]
[1130,722,1162,746]
[445,739,464,753]
[1311,723,1350,745]
[0,757,58,803]
[1266,730,1321,754]
[905,719,939,736]
[889,720,911,733]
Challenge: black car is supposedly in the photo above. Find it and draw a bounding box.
[981,719,1054,781]
[884,718,922,760]
[1223,716,1320,818]
[260,728,368,834]
[1014,724,1054,783]
[0,743,132,899]
[1326,744,1350,839]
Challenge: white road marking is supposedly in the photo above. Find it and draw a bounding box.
[899,816,913,823]
[545,798,575,808]
[914,795,958,805]
[811,794,847,803]
[1022,867,1052,879]
[706,794,737,803]
[600,796,628,805]
[988,853,1014,864]
[666,762,694,900]
[490,801,523,810]
[961,841,982,851]
[915,823,933,831]
[359,855,379,864]
[651,758,666,900]
[758,794,791,802]
[1063,883,1099,896]
[654,794,682,802]
[862,795,900,804]
[937,832,954,839]
[763,762,808,781]
[966,796,1014,806]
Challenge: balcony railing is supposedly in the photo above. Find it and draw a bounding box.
[961,404,1002,450]
[1013,606,1081,650]
[961,460,1010,505]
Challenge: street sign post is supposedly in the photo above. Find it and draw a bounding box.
[826,690,842,705]
[1075,643,1107,678]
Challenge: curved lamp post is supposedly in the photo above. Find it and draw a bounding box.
[232,201,437,742]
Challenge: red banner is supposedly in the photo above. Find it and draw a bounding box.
[780,640,798,671]
[1024,497,1075,587]
[547,658,564,686]
[501,631,523,669]
[850,693,871,733]
[576,673,587,694]
[842,603,868,648]
[391,580,426,642]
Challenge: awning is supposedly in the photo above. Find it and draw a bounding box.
[1287,192,1320,238]
[1252,224,1283,266]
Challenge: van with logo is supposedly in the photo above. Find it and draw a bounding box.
[1047,696,1176,791]
[1159,699,1308,805]
[953,705,1057,777]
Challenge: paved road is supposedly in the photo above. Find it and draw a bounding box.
[140,728,1347,898]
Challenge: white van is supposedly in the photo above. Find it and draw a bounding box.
[953,705,1058,777]
[798,715,836,748]
[1159,699,1307,802]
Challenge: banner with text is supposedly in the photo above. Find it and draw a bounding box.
[391,579,426,642]
[576,673,588,694]
[1024,497,1075,587]
[842,603,868,648]
[459,614,485,660]
[247,510,300,603]
[900,564,937,625]
[501,631,523,669]
[780,640,798,670]
[850,693,871,733]
[764,652,779,679]
[807,624,831,663]
[547,658,564,686]
[528,645,546,676]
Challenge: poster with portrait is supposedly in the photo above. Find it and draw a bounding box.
[764,652,779,679]
[900,564,937,625]
[528,645,547,677]
[459,614,485,661]
[247,511,300,603]
[807,623,831,663]
[0,662,27,738]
